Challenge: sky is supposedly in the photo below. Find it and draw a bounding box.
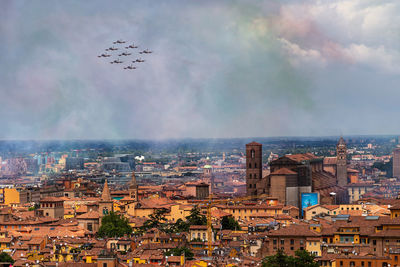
[1,0,399,140]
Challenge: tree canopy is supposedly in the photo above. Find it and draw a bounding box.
[186,206,207,225]
[165,247,194,260]
[262,249,318,267]
[98,212,132,238]
[221,216,241,230]
[0,252,14,264]
[140,208,169,232]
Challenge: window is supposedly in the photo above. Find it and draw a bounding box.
[280,239,284,245]
[290,247,294,250]
[368,262,371,267]
[290,239,294,245]
[254,174,257,179]
[340,261,343,267]
[251,150,255,158]
[273,239,277,245]
[255,163,257,168]
[373,240,376,245]
[249,163,252,168]
[249,174,252,179]
[103,263,107,267]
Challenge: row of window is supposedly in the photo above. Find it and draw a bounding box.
[248,174,258,179]
[273,239,304,245]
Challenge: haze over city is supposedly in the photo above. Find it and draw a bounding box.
[2,0,400,140]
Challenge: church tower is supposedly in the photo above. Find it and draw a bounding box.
[336,137,348,187]
[99,179,113,219]
[246,142,262,196]
[129,171,138,201]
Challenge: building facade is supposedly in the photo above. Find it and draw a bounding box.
[393,147,400,178]
[337,137,348,187]
[246,142,262,196]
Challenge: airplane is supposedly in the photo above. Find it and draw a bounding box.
[118,52,131,56]
[134,58,145,63]
[113,40,126,44]
[124,64,137,70]
[139,49,152,54]
[125,44,138,49]
[97,53,111,58]
[106,47,118,51]
[110,58,123,64]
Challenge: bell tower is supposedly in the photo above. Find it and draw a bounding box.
[99,179,113,220]
[336,137,348,187]
[246,142,262,196]
[129,171,138,201]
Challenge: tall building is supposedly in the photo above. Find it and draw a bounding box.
[393,147,400,178]
[246,142,262,196]
[336,137,348,187]
[99,180,113,220]
[65,157,84,170]
[129,171,138,201]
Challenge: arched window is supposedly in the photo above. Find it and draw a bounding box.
[103,207,109,215]
[249,174,252,179]
[254,174,257,179]
[255,163,257,168]
[251,150,255,158]
[249,163,252,168]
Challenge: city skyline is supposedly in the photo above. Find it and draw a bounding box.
[1,0,400,140]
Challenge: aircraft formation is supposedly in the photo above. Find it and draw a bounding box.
[98,40,152,70]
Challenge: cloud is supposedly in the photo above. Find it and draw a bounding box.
[0,0,399,139]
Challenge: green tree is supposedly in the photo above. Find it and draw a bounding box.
[171,218,190,233]
[186,206,207,225]
[262,249,318,267]
[221,216,241,230]
[98,212,132,238]
[293,250,319,267]
[165,247,194,260]
[141,208,169,232]
[262,249,293,267]
[0,252,14,264]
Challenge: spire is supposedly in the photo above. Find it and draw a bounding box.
[101,179,111,202]
[130,171,137,189]
[338,136,346,146]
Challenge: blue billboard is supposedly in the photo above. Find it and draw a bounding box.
[301,193,319,217]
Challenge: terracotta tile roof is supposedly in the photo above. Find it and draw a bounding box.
[323,157,337,165]
[40,197,64,202]
[76,210,100,220]
[270,168,297,175]
[285,153,319,162]
[189,225,207,230]
[268,224,320,237]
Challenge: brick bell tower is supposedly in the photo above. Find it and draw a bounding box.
[336,137,348,187]
[246,142,263,196]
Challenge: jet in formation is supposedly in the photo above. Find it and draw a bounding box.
[110,58,123,64]
[119,52,132,56]
[98,53,111,58]
[125,44,138,49]
[124,64,137,70]
[139,49,152,54]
